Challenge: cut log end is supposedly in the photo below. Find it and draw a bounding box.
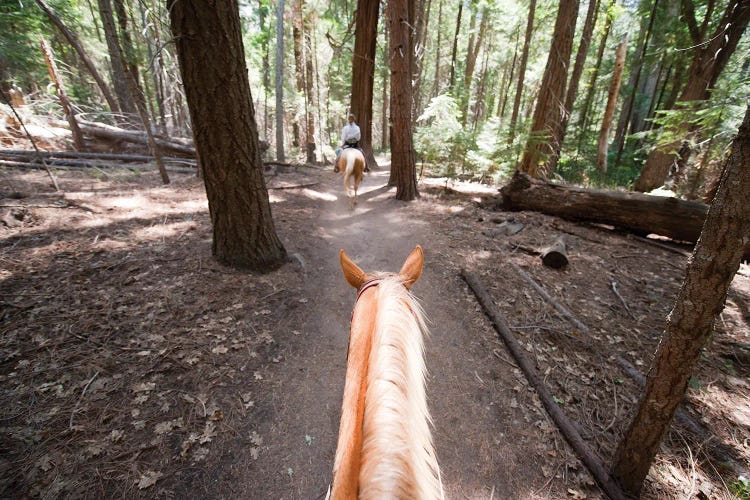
[540,237,568,268]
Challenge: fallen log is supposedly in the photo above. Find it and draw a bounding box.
[495,170,704,242]
[0,149,196,165]
[461,270,628,500]
[70,119,196,156]
[493,170,750,260]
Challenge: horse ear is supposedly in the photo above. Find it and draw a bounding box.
[340,249,366,289]
[398,245,424,289]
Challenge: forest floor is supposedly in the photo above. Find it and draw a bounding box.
[1,158,749,499]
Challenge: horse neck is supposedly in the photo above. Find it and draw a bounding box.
[334,277,442,500]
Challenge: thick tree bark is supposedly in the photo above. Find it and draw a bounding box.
[508,0,536,143]
[494,170,740,248]
[169,0,287,270]
[275,0,285,161]
[97,0,136,115]
[40,38,85,151]
[633,0,750,192]
[596,35,627,173]
[518,0,578,177]
[611,104,750,496]
[388,0,419,200]
[350,0,380,170]
[34,0,120,113]
[548,0,600,171]
[575,0,612,147]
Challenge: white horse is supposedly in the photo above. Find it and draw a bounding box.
[337,148,366,209]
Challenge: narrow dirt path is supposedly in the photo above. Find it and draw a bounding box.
[211,167,554,499]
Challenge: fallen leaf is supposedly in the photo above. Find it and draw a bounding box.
[137,471,163,489]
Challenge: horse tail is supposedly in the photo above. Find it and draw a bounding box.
[359,277,443,500]
[343,152,356,198]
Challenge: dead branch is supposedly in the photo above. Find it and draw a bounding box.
[510,263,590,333]
[610,281,635,319]
[461,270,628,500]
[0,90,59,191]
[268,182,320,190]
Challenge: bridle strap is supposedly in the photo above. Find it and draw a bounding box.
[355,278,383,303]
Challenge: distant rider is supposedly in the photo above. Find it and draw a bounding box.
[335,114,363,173]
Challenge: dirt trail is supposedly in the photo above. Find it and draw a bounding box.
[210,167,552,499]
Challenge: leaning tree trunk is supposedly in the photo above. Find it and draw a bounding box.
[548,0,599,171]
[611,103,750,497]
[596,35,628,173]
[97,0,136,115]
[34,0,120,113]
[508,0,536,144]
[518,0,578,178]
[40,38,85,151]
[350,0,380,170]
[388,0,419,200]
[169,0,287,270]
[113,0,145,110]
[633,0,750,192]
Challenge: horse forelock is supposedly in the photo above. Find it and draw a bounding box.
[358,276,443,500]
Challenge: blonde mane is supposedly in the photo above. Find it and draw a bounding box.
[357,276,442,499]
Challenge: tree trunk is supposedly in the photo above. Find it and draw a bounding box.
[169,0,287,270]
[388,0,419,200]
[611,104,750,497]
[113,0,145,110]
[494,170,743,248]
[508,0,536,143]
[462,4,488,124]
[596,35,627,173]
[275,0,285,161]
[612,0,658,162]
[518,0,578,178]
[142,0,167,132]
[499,30,520,119]
[431,0,444,98]
[40,38,85,151]
[633,0,750,192]
[34,0,120,113]
[412,0,432,119]
[350,0,380,170]
[303,25,316,163]
[449,0,463,90]
[381,14,390,151]
[548,0,600,171]
[292,0,305,151]
[575,0,612,149]
[97,0,136,115]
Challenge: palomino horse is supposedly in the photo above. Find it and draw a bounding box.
[329,246,443,499]
[337,148,365,208]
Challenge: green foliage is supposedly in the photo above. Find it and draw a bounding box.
[415,94,463,172]
[730,477,750,499]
